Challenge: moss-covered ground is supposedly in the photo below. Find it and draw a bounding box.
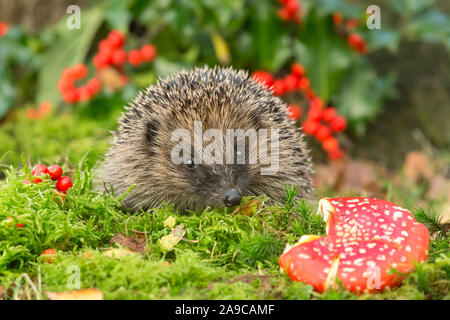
[0,107,448,300]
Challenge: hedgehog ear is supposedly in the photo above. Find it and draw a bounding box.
[145,119,159,146]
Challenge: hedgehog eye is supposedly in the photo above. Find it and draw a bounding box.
[185,160,197,170]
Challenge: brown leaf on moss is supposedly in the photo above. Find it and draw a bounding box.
[158,224,186,251]
[233,199,262,217]
[404,151,433,183]
[426,175,450,201]
[46,288,104,300]
[103,248,134,259]
[110,233,148,254]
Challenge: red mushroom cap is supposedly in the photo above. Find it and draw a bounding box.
[279,197,430,293]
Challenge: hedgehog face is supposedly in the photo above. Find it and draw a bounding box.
[97,66,313,213]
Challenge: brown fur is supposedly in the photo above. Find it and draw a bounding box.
[96,66,313,212]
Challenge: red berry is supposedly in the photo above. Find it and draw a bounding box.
[315,125,332,141]
[272,80,287,96]
[56,176,72,192]
[287,104,302,121]
[41,249,57,263]
[57,78,74,92]
[98,39,114,53]
[72,64,88,80]
[86,78,102,95]
[251,71,273,87]
[111,49,127,66]
[305,88,316,99]
[277,8,290,21]
[302,119,320,135]
[284,74,298,92]
[0,22,10,37]
[16,223,24,228]
[346,19,359,30]
[140,44,157,62]
[48,165,63,181]
[330,116,347,132]
[310,97,324,110]
[298,78,310,90]
[93,53,110,69]
[308,106,322,121]
[32,164,49,177]
[322,107,337,123]
[347,33,367,54]
[78,86,92,102]
[285,0,299,14]
[62,89,79,103]
[291,63,305,77]
[332,12,343,25]
[33,178,43,184]
[322,137,339,152]
[107,30,125,48]
[128,50,143,66]
[328,147,344,160]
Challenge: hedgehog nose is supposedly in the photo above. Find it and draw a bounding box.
[222,188,242,207]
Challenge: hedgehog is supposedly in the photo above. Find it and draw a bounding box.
[96,66,313,213]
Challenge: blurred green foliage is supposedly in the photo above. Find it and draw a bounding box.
[0,0,448,134]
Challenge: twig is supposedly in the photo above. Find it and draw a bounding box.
[210,241,217,262]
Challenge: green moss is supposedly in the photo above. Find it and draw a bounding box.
[0,150,448,300]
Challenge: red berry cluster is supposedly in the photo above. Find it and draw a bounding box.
[59,30,157,104]
[0,22,9,37]
[41,248,57,263]
[252,62,346,160]
[332,12,367,54]
[58,64,101,103]
[26,164,73,195]
[252,63,314,98]
[302,103,346,160]
[277,0,302,23]
[93,30,157,69]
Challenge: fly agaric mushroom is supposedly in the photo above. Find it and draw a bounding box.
[279,197,430,293]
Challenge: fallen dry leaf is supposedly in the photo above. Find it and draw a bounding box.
[315,159,383,197]
[233,199,262,217]
[158,224,186,251]
[439,205,450,225]
[46,288,104,300]
[110,233,148,254]
[102,248,134,259]
[163,216,176,229]
[404,151,433,183]
[426,175,450,201]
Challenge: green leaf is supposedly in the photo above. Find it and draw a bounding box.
[388,0,433,17]
[248,0,291,71]
[294,10,352,101]
[36,7,104,106]
[313,0,362,17]
[334,59,396,135]
[408,8,450,46]
[365,29,401,51]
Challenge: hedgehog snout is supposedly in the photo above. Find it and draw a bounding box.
[222,188,242,207]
